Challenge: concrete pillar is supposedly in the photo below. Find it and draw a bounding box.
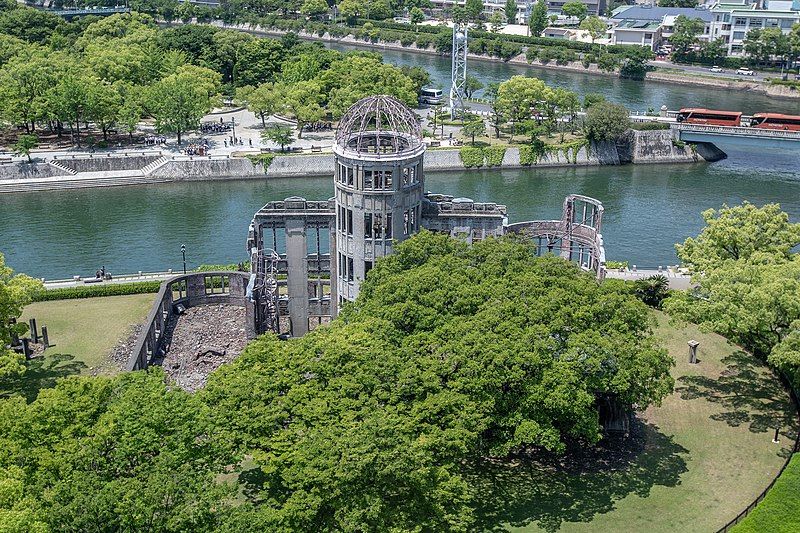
[286,218,309,337]
[21,338,32,360]
[41,326,49,349]
[29,318,38,343]
[688,340,699,364]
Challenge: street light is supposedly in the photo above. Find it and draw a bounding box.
[181,244,187,274]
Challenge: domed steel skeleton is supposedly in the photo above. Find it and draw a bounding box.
[335,95,422,155]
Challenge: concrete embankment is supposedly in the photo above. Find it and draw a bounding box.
[0,131,705,193]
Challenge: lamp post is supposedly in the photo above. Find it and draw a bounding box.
[181,244,187,274]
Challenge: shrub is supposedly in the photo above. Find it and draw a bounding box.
[33,281,163,302]
[630,122,670,131]
[399,34,415,47]
[633,275,670,308]
[459,146,485,168]
[597,53,619,72]
[415,34,433,49]
[246,153,275,169]
[484,146,506,166]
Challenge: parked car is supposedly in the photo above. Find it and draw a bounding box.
[710,66,723,73]
[737,67,755,76]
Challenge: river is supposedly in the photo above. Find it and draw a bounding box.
[1,48,799,280]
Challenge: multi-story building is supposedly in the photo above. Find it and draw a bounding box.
[709,0,800,56]
[609,5,713,51]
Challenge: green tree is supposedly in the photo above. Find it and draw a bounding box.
[745,27,790,66]
[240,82,285,128]
[489,11,505,33]
[505,0,517,23]
[634,275,670,308]
[399,65,431,96]
[145,66,221,144]
[580,15,607,43]
[301,0,329,18]
[13,133,37,163]
[561,1,588,21]
[410,6,425,26]
[485,81,505,138]
[261,124,294,151]
[0,253,42,379]
[204,232,674,530]
[117,86,143,142]
[675,202,800,273]
[619,45,654,80]
[584,101,630,142]
[464,74,483,98]
[583,92,606,109]
[0,370,234,530]
[664,203,800,380]
[496,75,552,140]
[658,0,698,7]
[465,0,485,22]
[281,80,324,138]
[529,0,548,37]
[670,15,705,61]
[462,119,486,144]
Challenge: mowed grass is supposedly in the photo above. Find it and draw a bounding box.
[733,454,800,532]
[472,311,797,533]
[2,294,153,400]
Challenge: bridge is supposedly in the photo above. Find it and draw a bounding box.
[672,122,800,146]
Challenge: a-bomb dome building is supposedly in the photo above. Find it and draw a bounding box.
[246,95,606,338]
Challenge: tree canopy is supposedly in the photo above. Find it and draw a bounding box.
[0,233,674,531]
[664,203,800,385]
[202,232,674,529]
[0,254,42,379]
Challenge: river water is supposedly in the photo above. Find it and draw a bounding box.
[1,48,799,279]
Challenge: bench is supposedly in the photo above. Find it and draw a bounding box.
[311,146,322,153]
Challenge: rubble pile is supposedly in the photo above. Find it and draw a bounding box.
[108,324,144,369]
[159,304,247,392]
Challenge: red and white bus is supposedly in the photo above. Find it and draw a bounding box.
[750,113,800,131]
[676,108,742,127]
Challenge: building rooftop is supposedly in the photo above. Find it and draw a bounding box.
[612,5,714,22]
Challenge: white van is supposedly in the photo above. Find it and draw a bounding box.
[419,87,443,105]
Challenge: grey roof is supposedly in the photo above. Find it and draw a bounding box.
[612,6,714,23]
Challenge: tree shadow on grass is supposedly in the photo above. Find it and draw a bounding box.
[676,350,798,452]
[467,420,689,532]
[0,353,87,402]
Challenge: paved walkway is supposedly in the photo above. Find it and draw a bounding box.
[605,268,693,290]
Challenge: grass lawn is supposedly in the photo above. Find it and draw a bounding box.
[471,311,797,533]
[2,294,153,401]
[733,454,800,532]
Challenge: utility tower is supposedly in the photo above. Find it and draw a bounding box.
[450,22,468,120]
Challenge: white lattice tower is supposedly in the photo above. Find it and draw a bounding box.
[450,22,468,120]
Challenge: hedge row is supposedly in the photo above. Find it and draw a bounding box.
[33,281,163,302]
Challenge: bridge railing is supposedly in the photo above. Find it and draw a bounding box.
[673,123,800,138]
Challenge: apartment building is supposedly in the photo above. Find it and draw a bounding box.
[609,5,712,50]
[709,0,800,55]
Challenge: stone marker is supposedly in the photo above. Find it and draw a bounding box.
[688,340,700,364]
[41,326,49,349]
[29,318,38,343]
[773,427,780,444]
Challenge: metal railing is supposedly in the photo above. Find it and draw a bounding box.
[716,373,800,532]
[673,123,800,139]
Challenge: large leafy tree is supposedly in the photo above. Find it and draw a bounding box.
[670,15,706,61]
[561,1,588,21]
[145,66,220,144]
[528,0,548,37]
[505,0,517,23]
[584,101,630,142]
[496,75,552,140]
[664,203,800,384]
[0,370,234,531]
[580,15,607,43]
[204,232,674,530]
[0,253,41,380]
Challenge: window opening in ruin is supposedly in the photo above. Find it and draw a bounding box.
[204,275,229,295]
[347,209,353,236]
[364,213,373,239]
[365,261,373,276]
[171,279,187,301]
[347,257,354,282]
[385,213,392,238]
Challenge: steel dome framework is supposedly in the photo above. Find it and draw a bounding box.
[335,95,422,155]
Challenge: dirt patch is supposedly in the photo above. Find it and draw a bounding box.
[156,304,248,392]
